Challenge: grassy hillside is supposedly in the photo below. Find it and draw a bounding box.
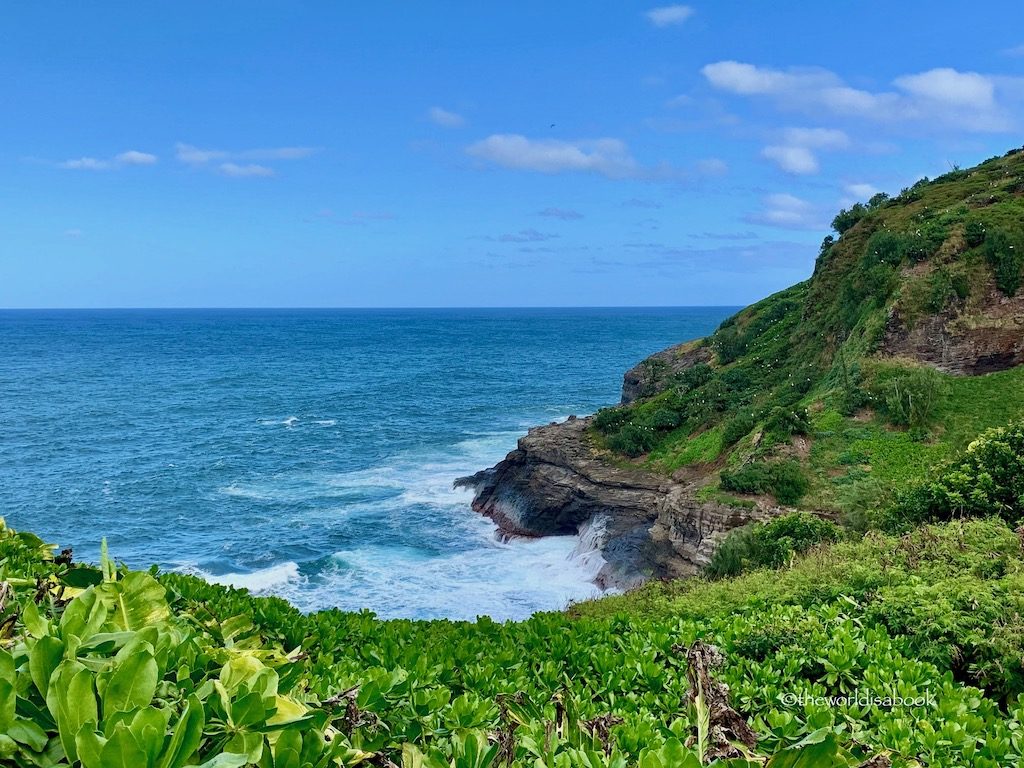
[592,147,1024,519]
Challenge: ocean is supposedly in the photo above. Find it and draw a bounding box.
[0,307,734,620]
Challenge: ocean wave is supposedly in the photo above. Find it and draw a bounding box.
[184,560,304,594]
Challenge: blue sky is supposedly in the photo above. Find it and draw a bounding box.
[3,2,1023,308]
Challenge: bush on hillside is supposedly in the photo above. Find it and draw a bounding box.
[706,512,842,579]
[870,364,948,431]
[720,459,809,505]
[985,228,1024,296]
[885,421,1024,530]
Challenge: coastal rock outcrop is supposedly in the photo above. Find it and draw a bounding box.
[620,340,712,404]
[455,416,777,589]
[880,288,1024,375]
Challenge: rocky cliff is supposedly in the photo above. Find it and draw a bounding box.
[458,146,1024,592]
[456,415,778,589]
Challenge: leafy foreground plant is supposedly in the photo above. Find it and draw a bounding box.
[5,518,1024,767]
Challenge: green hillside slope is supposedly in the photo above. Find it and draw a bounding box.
[593,147,1024,520]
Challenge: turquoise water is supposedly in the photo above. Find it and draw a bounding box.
[0,308,733,619]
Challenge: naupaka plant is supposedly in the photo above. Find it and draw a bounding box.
[0,527,371,767]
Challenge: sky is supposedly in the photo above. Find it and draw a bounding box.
[2,1,1023,308]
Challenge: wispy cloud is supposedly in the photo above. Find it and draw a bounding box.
[702,61,1019,133]
[467,134,641,178]
[58,149,158,171]
[761,128,851,174]
[115,150,158,166]
[644,5,694,27]
[219,163,275,178]
[427,106,465,127]
[176,142,317,177]
[1003,43,1024,58]
[59,157,110,171]
[538,207,583,220]
[746,193,826,230]
[480,228,560,243]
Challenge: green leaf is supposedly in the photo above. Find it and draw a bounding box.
[99,722,151,768]
[46,661,99,764]
[8,719,50,752]
[0,650,15,731]
[76,727,108,768]
[22,600,49,638]
[29,636,65,698]
[62,566,105,589]
[100,649,159,715]
[107,572,171,632]
[157,694,205,768]
[766,731,856,768]
[272,729,302,768]
[195,753,249,768]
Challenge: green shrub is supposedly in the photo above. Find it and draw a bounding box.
[607,423,658,457]
[707,512,842,578]
[722,412,757,445]
[873,365,948,430]
[720,459,809,505]
[831,203,867,234]
[964,219,987,248]
[888,421,1024,528]
[984,228,1024,296]
[714,326,747,365]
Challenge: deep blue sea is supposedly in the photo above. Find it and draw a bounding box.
[0,308,734,620]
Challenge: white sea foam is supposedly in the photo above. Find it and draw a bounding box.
[191,561,304,594]
[202,422,610,620]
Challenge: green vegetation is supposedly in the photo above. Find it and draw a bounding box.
[591,146,1024,517]
[705,512,842,579]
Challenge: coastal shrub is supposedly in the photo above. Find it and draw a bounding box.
[720,459,809,505]
[831,202,867,234]
[714,326,746,364]
[606,422,658,457]
[886,421,1024,529]
[871,364,948,431]
[763,405,810,445]
[721,412,757,445]
[984,227,1024,296]
[964,219,987,248]
[707,512,843,579]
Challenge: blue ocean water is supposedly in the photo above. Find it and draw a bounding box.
[0,308,734,620]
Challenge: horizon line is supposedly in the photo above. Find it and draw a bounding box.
[0,304,745,311]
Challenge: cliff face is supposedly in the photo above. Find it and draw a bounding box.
[456,416,777,589]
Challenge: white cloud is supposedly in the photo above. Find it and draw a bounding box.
[702,61,836,96]
[1003,44,1024,58]
[466,134,640,178]
[762,145,818,174]
[845,182,880,200]
[239,147,318,160]
[893,68,995,109]
[175,143,227,166]
[695,157,728,176]
[427,106,465,127]
[645,5,694,27]
[761,127,851,175]
[782,127,850,150]
[115,150,158,166]
[747,193,825,230]
[492,228,559,243]
[538,207,583,220]
[176,142,316,177]
[58,157,110,170]
[703,60,1016,133]
[219,163,275,178]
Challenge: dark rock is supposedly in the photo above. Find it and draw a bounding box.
[456,417,779,589]
[621,340,712,404]
[880,287,1024,375]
